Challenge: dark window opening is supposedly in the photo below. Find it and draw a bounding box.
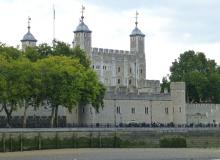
[118,79,120,84]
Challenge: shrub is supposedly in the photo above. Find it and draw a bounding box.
[160,137,186,148]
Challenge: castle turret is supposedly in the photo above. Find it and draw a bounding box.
[130,12,146,86]
[171,82,186,125]
[73,6,92,57]
[21,17,37,51]
[130,11,145,54]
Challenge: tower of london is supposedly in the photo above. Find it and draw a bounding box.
[3,7,220,127]
[73,10,160,93]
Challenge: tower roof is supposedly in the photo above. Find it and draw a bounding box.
[130,27,145,37]
[74,5,91,33]
[21,31,37,42]
[74,21,91,33]
[21,17,37,42]
[130,11,145,37]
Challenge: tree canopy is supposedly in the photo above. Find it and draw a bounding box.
[164,50,220,103]
[0,42,105,127]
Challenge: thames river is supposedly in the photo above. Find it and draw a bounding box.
[0,148,220,160]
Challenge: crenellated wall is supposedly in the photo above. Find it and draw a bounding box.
[92,48,131,55]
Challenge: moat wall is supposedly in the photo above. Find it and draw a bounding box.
[1,128,220,152]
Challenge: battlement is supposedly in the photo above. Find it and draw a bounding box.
[105,86,171,101]
[143,80,160,87]
[92,47,130,54]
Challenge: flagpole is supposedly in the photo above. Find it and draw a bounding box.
[53,4,55,47]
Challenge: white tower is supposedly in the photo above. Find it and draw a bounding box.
[21,17,37,51]
[73,6,92,57]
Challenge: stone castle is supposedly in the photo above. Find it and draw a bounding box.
[8,8,220,126]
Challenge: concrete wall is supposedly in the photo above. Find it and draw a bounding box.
[1,128,220,150]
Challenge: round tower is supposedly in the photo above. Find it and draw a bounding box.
[21,17,37,51]
[130,11,145,54]
[130,11,146,85]
[73,6,92,57]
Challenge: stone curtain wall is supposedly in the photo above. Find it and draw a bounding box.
[186,104,220,125]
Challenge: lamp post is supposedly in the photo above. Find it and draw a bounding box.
[114,98,116,127]
[150,99,152,126]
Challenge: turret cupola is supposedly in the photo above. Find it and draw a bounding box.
[21,17,37,51]
[130,11,145,53]
[73,5,92,57]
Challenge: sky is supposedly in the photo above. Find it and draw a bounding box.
[0,0,220,81]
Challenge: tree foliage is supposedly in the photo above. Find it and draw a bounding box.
[0,41,105,127]
[166,50,220,103]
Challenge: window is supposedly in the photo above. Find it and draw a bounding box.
[179,107,182,113]
[118,67,120,72]
[116,106,120,114]
[129,79,132,85]
[145,107,148,114]
[140,69,143,74]
[130,68,132,73]
[165,107,169,114]
[118,79,120,84]
[82,107,85,113]
[131,108,135,114]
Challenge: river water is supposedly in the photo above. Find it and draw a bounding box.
[0,148,220,160]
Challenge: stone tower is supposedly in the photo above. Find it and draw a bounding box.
[130,11,145,54]
[21,17,37,51]
[130,11,146,87]
[73,6,92,57]
[171,82,186,124]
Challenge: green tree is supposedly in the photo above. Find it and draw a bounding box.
[15,58,42,128]
[0,42,105,128]
[37,56,85,127]
[0,56,21,127]
[167,50,220,103]
[160,76,170,93]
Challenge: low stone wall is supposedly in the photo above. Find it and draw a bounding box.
[0,128,220,152]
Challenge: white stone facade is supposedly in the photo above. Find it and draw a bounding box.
[71,13,219,126]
